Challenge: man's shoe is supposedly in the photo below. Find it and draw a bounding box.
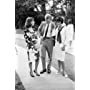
[40,69,46,74]
[47,69,51,74]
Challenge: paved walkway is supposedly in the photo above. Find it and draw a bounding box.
[16,45,74,90]
[15,33,75,80]
[15,34,75,90]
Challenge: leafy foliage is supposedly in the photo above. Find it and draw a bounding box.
[15,0,75,29]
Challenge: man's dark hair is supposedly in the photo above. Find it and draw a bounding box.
[56,17,63,24]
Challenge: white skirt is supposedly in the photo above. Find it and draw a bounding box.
[52,42,65,61]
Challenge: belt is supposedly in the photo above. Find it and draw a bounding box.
[45,37,51,39]
[43,37,52,41]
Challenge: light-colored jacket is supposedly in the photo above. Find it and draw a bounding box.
[61,24,74,45]
[38,21,55,37]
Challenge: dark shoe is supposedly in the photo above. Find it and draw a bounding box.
[34,70,40,76]
[47,69,51,74]
[30,72,35,77]
[62,73,65,76]
[40,69,46,74]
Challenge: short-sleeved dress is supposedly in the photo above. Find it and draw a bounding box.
[24,28,40,62]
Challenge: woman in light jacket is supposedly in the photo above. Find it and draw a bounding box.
[53,17,66,76]
[64,18,74,54]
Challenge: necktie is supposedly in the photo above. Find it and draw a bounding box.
[44,24,49,38]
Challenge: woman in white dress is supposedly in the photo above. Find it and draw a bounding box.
[53,17,66,76]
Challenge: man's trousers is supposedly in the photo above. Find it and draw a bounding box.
[40,38,53,70]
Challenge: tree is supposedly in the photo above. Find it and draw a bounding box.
[15,0,48,29]
[15,0,75,29]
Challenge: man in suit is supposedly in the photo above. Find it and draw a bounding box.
[38,14,55,74]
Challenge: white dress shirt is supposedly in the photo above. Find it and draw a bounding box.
[43,22,55,38]
[43,23,49,37]
[46,23,52,37]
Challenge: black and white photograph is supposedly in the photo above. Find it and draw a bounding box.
[15,0,75,90]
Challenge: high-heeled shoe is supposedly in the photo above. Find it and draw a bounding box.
[47,69,51,74]
[34,70,40,76]
[30,72,35,77]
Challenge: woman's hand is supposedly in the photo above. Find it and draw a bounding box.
[61,45,65,51]
[69,41,72,46]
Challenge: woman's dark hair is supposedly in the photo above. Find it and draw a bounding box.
[56,17,63,24]
[25,17,34,28]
